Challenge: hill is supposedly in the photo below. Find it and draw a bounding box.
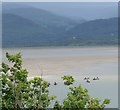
[2,10,118,47]
[3,7,79,32]
[2,13,59,47]
[59,18,118,46]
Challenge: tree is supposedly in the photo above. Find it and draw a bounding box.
[54,75,111,110]
[0,52,55,109]
[61,75,74,86]
[1,52,111,109]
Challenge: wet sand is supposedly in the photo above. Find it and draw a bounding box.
[2,46,118,78]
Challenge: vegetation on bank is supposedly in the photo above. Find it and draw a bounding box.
[0,52,111,109]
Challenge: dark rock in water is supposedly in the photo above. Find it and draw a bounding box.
[84,77,90,80]
[93,77,96,80]
[64,81,67,85]
[54,82,57,85]
[48,83,50,86]
[96,77,99,80]
[86,80,90,83]
[93,77,99,80]
[87,77,90,79]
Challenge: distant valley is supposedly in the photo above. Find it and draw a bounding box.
[2,5,118,47]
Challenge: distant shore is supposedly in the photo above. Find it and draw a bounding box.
[2,45,118,49]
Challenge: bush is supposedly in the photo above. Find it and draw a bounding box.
[0,52,55,109]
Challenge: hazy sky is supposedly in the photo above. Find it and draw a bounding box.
[3,2,118,20]
[2,0,119,2]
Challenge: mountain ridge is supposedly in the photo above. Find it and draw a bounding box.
[2,7,118,47]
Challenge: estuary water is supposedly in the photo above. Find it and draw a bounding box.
[2,46,118,108]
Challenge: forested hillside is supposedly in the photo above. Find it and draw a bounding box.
[2,6,118,47]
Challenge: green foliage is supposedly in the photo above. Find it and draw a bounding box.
[61,75,75,86]
[1,53,111,109]
[1,52,55,109]
[54,76,111,109]
[54,101,62,110]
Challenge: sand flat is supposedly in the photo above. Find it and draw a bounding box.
[22,55,117,76]
[2,46,118,77]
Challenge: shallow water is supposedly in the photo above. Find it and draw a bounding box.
[47,63,118,108]
[22,49,116,58]
[2,47,118,108]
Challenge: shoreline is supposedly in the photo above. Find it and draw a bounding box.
[2,45,118,50]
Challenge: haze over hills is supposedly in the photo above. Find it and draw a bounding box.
[3,6,83,33]
[2,3,118,47]
[3,2,117,20]
[3,13,57,47]
[61,18,118,46]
